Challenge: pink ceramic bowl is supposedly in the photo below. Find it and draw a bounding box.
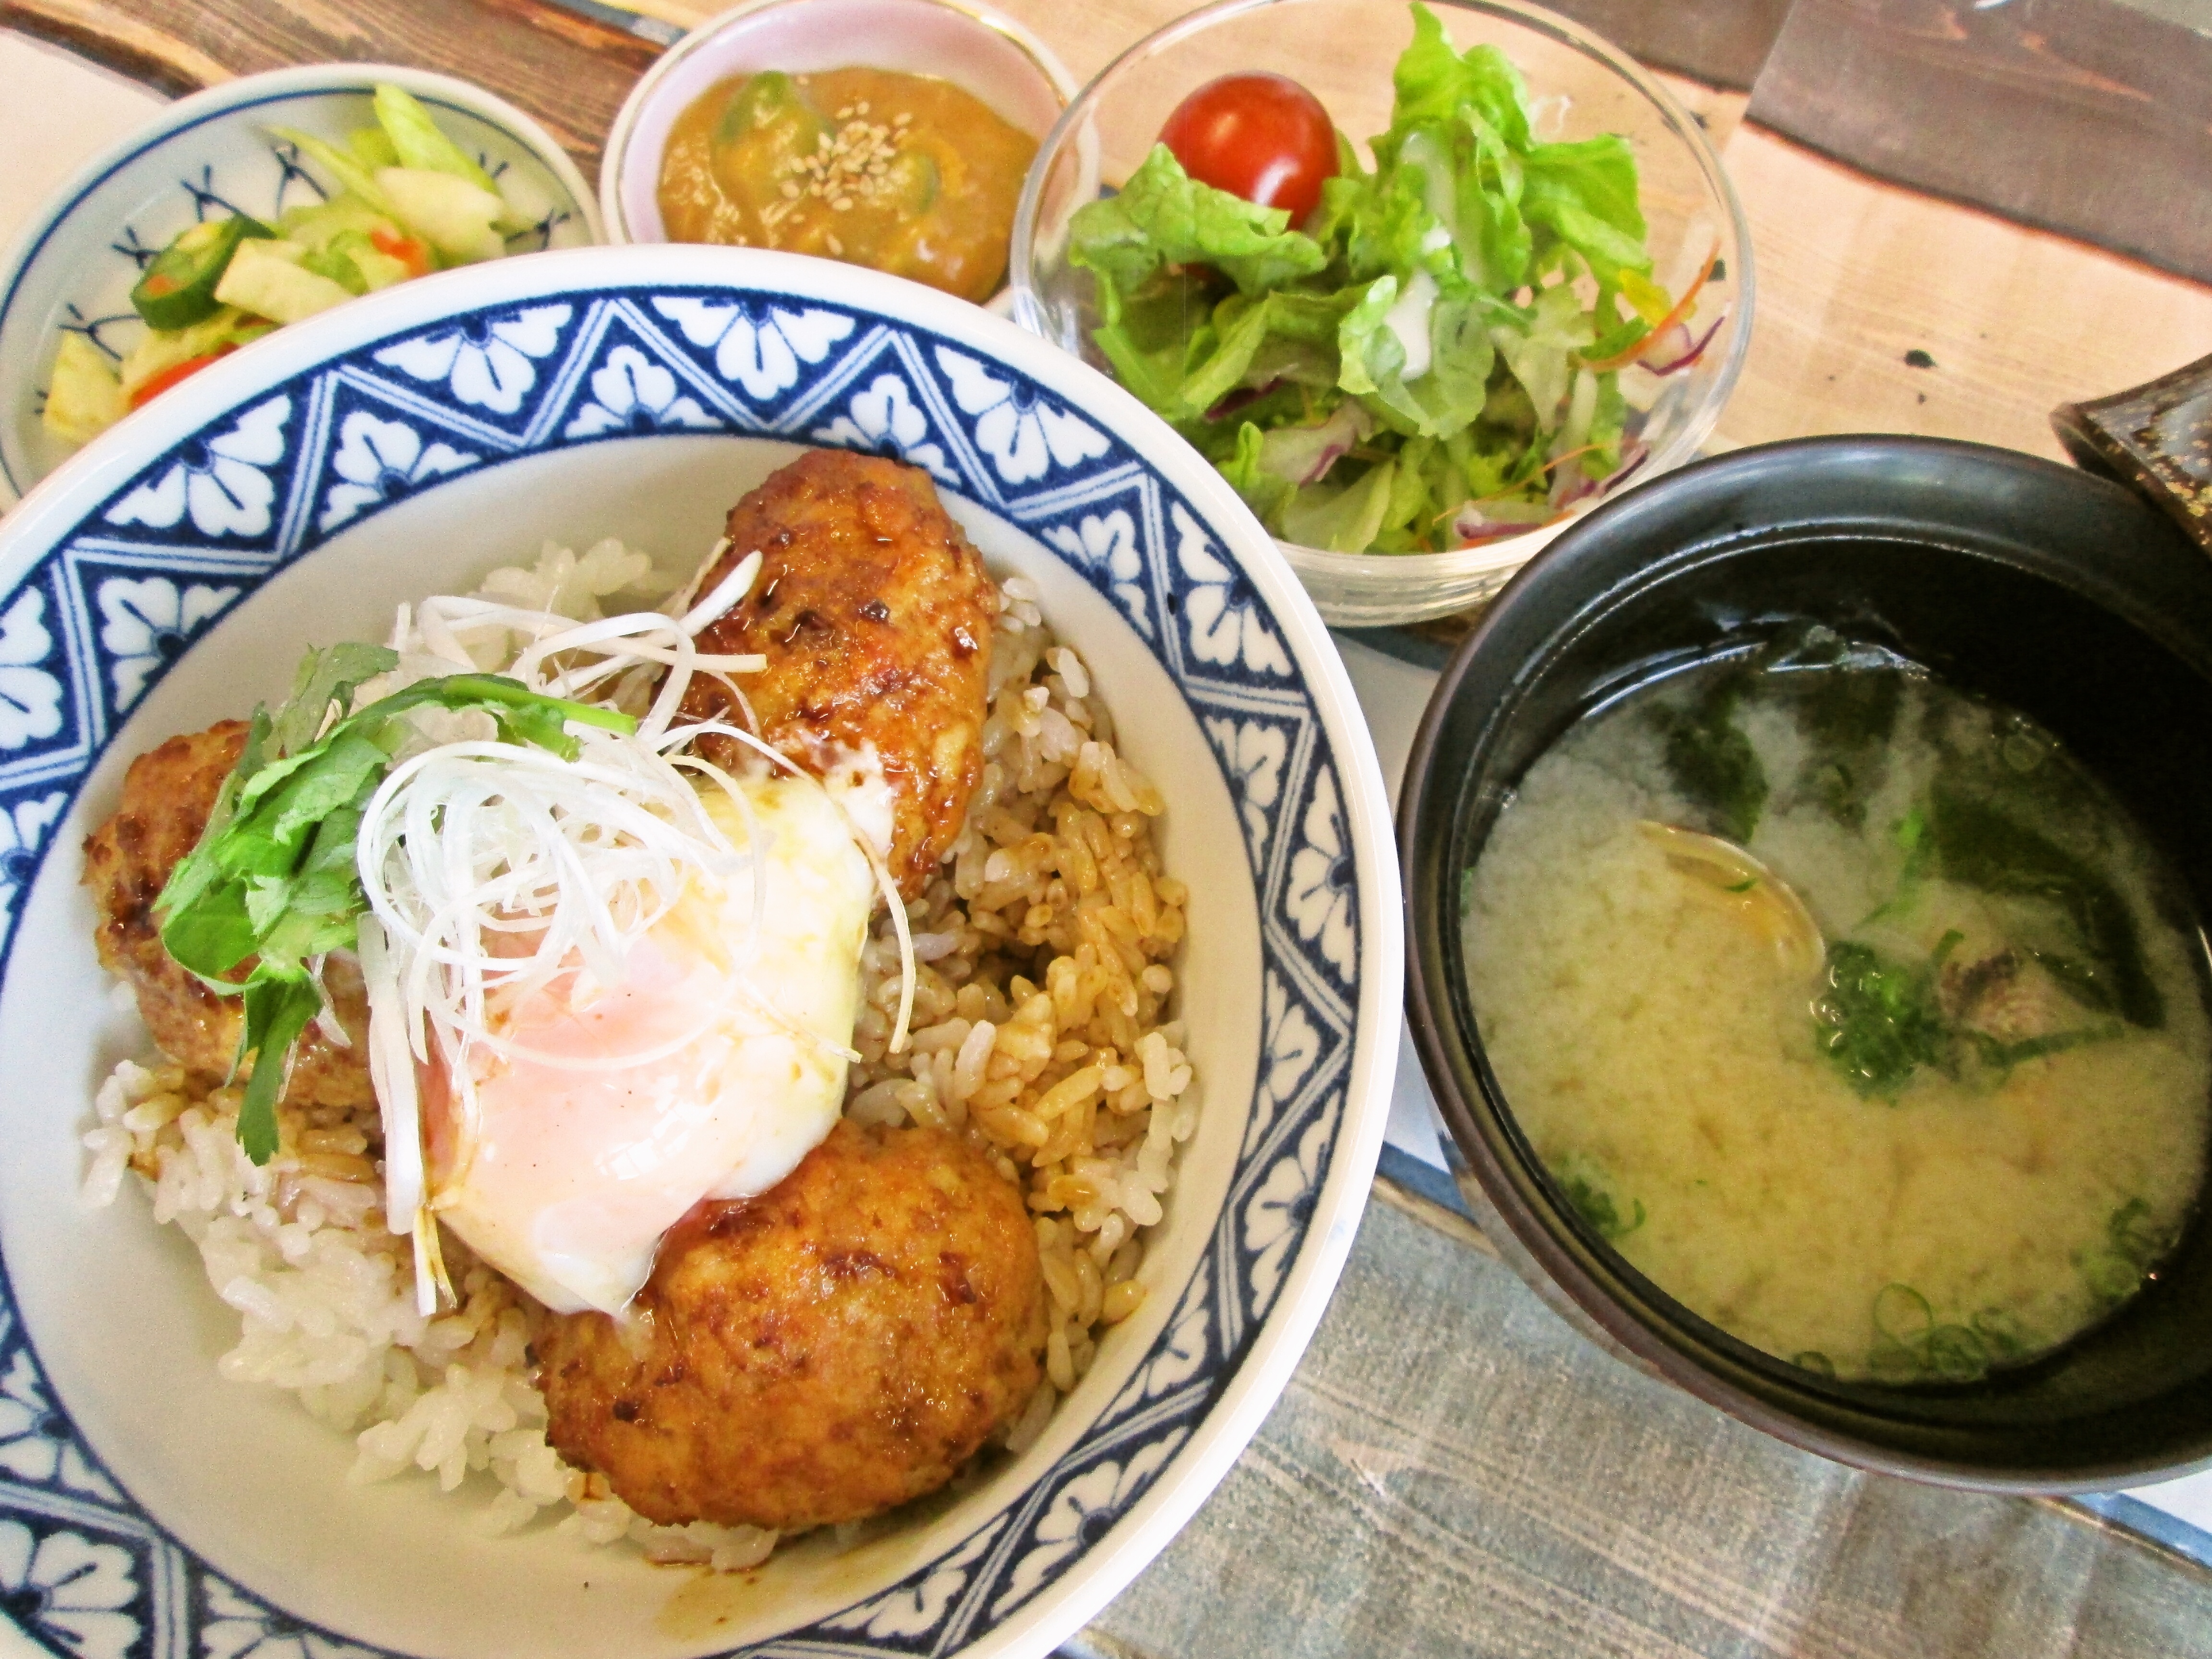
[600,0,1076,256]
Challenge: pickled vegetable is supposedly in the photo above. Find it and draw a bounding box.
[130,214,274,331]
[47,83,525,451]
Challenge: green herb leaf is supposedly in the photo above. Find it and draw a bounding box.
[1787,662,1902,831]
[1649,672,1767,843]
[1967,1022,2124,1072]
[154,651,636,1164]
[1553,1167,1645,1240]
[235,974,323,1164]
[1813,939,1951,1097]
[273,639,397,757]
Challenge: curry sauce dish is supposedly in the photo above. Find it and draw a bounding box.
[600,0,1076,305]
[658,68,1038,302]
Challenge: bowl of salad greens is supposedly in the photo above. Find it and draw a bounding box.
[0,63,599,505]
[1010,0,1753,627]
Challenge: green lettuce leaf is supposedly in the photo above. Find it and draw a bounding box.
[1491,281,1594,428]
[1181,288,1357,417]
[1280,458,1397,552]
[1384,3,1533,161]
[1338,273,1497,438]
[1069,144,1328,299]
[1520,134,1651,276]
[1220,421,1295,523]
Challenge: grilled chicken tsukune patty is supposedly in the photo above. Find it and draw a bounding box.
[82,719,373,1107]
[536,1120,1046,1531]
[680,448,997,899]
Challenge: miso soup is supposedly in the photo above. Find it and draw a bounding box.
[1462,626,2212,1382]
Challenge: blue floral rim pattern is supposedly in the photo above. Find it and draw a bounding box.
[0,280,1363,1658]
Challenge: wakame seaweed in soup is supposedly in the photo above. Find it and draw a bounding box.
[1463,625,2212,1383]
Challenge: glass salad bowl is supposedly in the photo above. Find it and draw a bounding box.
[1009,0,1755,628]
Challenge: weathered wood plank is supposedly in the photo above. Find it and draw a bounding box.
[0,0,658,177]
[1747,0,2212,286]
[1710,125,2212,461]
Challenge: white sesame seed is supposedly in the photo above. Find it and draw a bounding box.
[826,233,843,255]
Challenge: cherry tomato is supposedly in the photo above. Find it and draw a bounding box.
[1159,72,1337,225]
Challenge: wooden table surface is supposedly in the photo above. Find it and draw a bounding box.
[4,1,2210,1655]
[8,0,2209,473]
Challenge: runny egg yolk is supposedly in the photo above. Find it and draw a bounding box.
[421,776,876,1316]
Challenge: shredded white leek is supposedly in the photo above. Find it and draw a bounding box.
[350,538,923,1311]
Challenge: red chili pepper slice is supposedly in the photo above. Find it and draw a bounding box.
[128,346,237,411]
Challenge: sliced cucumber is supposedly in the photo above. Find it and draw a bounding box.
[349,126,401,171]
[376,166,505,264]
[279,192,392,252]
[43,332,126,445]
[119,306,270,398]
[130,214,276,331]
[213,238,355,324]
[372,84,530,236]
[328,228,413,291]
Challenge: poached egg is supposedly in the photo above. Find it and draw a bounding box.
[415,776,876,1316]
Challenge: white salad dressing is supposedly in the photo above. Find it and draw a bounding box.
[1383,267,1439,382]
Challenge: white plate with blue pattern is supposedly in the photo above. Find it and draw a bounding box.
[0,243,1399,1659]
[0,62,601,507]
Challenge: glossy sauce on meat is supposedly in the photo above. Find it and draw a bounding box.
[681,449,996,898]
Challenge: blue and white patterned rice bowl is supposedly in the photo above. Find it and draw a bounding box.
[0,243,1400,1659]
[0,62,601,506]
